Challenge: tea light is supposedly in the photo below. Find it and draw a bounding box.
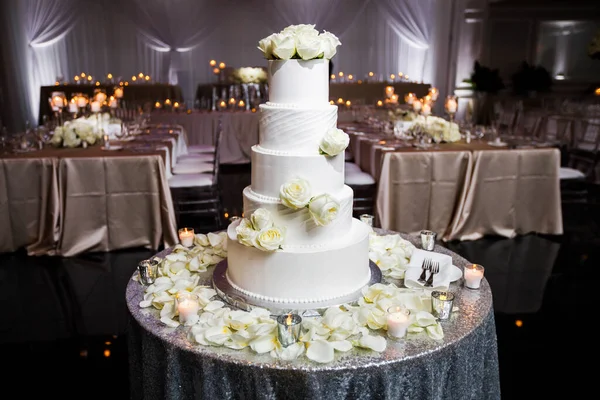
[155,101,161,109]
[178,228,194,247]
[377,100,383,107]
[228,97,236,106]
[330,74,336,80]
[368,71,374,77]
[431,291,455,320]
[345,100,351,107]
[76,96,87,108]
[412,99,422,112]
[347,74,353,81]
[429,87,439,101]
[337,97,344,104]
[389,74,396,81]
[176,292,200,325]
[390,94,399,104]
[238,100,245,108]
[173,101,180,109]
[445,96,458,114]
[103,134,110,149]
[114,87,124,98]
[404,93,416,104]
[329,100,334,105]
[338,72,344,78]
[385,86,394,98]
[109,97,117,109]
[360,214,374,227]
[219,100,227,109]
[209,59,216,67]
[422,103,432,116]
[420,230,436,251]
[145,75,150,81]
[68,101,78,113]
[464,264,484,289]
[107,73,113,80]
[137,259,159,285]
[276,313,302,347]
[219,62,226,69]
[74,76,80,82]
[164,99,171,106]
[213,67,220,75]
[90,101,101,113]
[386,306,411,339]
[52,95,64,108]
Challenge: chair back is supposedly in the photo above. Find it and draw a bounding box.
[211,116,224,186]
[574,120,600,152]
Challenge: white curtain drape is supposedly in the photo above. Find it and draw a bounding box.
[0,0,465,131]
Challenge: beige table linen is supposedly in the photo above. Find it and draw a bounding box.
[0,157,60,255]
[376,151,472,237]
[445,148,562,241]
[150,111,260,164]
[58,155,177,257]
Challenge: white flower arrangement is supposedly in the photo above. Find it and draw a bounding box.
[235,208,285,251]
[51,120,99,148]
[257,24,341,61]
[368,232,416,280]
[319,128,349,156]
[405,115,461,143]
[232,67,267,84]
[279,178,341,226]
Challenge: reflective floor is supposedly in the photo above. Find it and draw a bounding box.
[0,165,594,399]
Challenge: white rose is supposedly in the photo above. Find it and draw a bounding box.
[308,194,340,226]
[319,31,341,59]
[271,33,296,60]
[320,128,349,156]
[296,33,323,60]
[253,226,284,252]
[236,218,257,247]
[280,178,312,209]
[258,33,277,59]
[251,208,273,231]
[283,24,318,37]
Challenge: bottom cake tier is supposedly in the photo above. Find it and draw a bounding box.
[226,218,372,305]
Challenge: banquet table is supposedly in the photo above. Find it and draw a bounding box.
[0,128,181,256]
[39,83,183,125]
[126,230,500,400]
[330,82,430,105]
[343,124,563,241]
[151,111,260,164]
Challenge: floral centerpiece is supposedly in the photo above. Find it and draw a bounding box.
[257,24,341,60]
[51,113,121,148]
[232,67,267,84]
[405,115,461,143]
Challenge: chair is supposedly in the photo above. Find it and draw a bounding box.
[344,162,376,218]
[168,118,224,231]
[172,127,222,174]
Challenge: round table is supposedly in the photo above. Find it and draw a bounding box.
[126,231,501,400]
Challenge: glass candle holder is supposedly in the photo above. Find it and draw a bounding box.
[431,290,455,320]
[178,228,195,247]
[386,306,411,339]
[360,214,374,227]
[420,230,436,251]
[276,313,302,348]
[464,264,485,289]
[176,292,200,325]
[137,259,159,286]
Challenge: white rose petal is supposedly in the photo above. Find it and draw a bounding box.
[277,342,305,361]
[253,227,284,252]
[319,31,341,59]
[320,128,349,156]
[280,178,312,209]
[250,334,277,353]
[357,334,386,352]
[308,193,340,226]
[296,34,323,60]
[306,340,335,363]
[251,208,273,231]
[258,33,277,59]
[330,340,353,352]
[236,218,257,247]
[271,33,296,60]
[426,323,444,340]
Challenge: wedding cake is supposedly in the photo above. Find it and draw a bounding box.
[226,25,372,306]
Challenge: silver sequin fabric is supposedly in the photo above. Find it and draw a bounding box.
[127,230,501,399]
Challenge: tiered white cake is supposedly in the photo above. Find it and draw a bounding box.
[226,58,371,306]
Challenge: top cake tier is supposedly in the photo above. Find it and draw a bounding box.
[267,60,329,106]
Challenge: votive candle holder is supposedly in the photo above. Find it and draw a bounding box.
[360,214,374,227]
[178,227,195,247]
[176,292,200,325]
[137,259,159,286]
[420,230,436,251]
[386,306,411,339]
[464,264,485,289]
[276,313,302,347]
[431,290,455,320]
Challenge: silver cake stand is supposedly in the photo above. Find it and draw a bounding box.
[212,260,382,317]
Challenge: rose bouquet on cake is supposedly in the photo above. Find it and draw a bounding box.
[257,24,341,60]
[405,115,461,143]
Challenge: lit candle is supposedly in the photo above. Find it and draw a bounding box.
[76,96,87,108]
[107,73,113,80]
[345,100,351,107]
[176,293,200,324]
[87,75,92,82]
[213,67,220,75]
[398,72,404,78]
[390,74,396,81]
[238,100,245,108]
[330,74,336,80]
[138,72,144,78]
[164,99,171,106]
[145,75,150,81]
[90,101,101,113]
[178,228,194,247]
[390,94,398,104]
[219,100,226,109]
[412,99,422,112]
[114,87,124,98]
[429,87,439,101]
[52,96,64,108]
[464,264,484,289]
[404,93,416,104]
[348,74,353,81]
[173,101,180,109]
[132,76,137,82]
[95,92,107,103]
[228,97,236,105]
[68,101,78,113]
[109,97,117,109]
[337,97,344,105]
[219,62,226,69]
[155,101,161,109]
[368,71,374,77]
[276,313,302,347]
[422,103,431,116]
[377,100,383,107]
[385,86,394,98]
[74,76,80,82]
[329,100,334,105]
[103,134,110,149]
[338,72,344,78]
[445,97,458,114]
[386,306,411,339]
[209,59,216,67]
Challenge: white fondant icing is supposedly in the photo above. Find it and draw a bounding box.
[243,186,354,247]
[267,60,330,105]
[259,103,337,153]
[227,219,371,303]
[251,145,344,198]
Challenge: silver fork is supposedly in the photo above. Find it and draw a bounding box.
[425,261,440,287]
[418,258,431,284]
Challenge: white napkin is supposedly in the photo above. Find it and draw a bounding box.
[404,249,453,291]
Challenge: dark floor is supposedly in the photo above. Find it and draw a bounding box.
[0,164,594,399]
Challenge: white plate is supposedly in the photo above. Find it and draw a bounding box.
[101,145,123,151]
[487,141,508,147]
[448,265,463,281]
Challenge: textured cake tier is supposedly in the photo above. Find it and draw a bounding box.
[243,185,353,247]
[226,218,371,304]
[259,103,337,154]
[251,145,344,198]
[268,59,329,105]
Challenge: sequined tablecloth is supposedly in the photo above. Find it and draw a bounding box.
[126,231,501,400]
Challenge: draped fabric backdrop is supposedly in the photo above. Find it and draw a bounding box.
[0,0,465,131]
